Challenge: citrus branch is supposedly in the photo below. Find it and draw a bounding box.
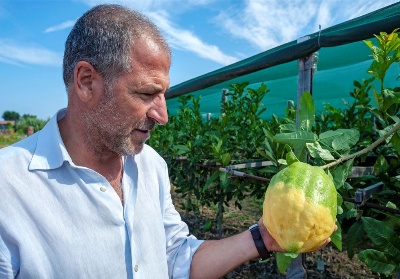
[321,121,400,170]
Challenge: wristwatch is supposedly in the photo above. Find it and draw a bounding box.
[249,224,272,260]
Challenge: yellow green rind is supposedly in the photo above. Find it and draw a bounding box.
[263,162,337,253]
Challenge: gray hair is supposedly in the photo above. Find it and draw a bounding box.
[63,4,170,91]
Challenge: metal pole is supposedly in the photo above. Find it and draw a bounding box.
[221,88,228,116]
[287,52,318,279]
[295,54,315,125]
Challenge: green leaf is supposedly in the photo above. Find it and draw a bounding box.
[358,249,397,276]
[362,217,400,259]
[331,129,360,151]
[257,148,276,164]
[364,39,374,51]
[385,201,398,210]
[372,85,383,110]
[202,171,219,192]
[219,172,228,188]
[203,220,213,231]
[215,139,223,153]
[390,132,400,154]
[280,124,298,133]
[339,207,358,220]
[378,124,396,143]
[346,220,364,259]
[286,150,299,165]
[172,144,191,155]
[306,142,335,161]
[298,91,315,132]
[373,154,389,175]
[332,160,353,190]
[277,159,287,165]
[330,222,342,251]
[319,129,356,148]
[276,252,296,273]
[273,131,317,150]
[382,89,400,111]
[284,144,292,153]
[336,194,343,215]
[318,130,339,148]
[220,153,231,167]
[283,252,299,258]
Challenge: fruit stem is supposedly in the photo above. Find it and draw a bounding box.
[321,121,400,170]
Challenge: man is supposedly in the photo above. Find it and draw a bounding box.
[0,4,329,278]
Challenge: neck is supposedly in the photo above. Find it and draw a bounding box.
[58,110,124,187]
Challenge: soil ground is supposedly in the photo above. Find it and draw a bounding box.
[171,188,386,279]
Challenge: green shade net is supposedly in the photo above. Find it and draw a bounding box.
[166,2,400,119]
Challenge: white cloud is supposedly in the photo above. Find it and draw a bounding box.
[0,56,24,67]
[214,0,399,51]
[315,2,332,30]
[147,11,238,66]
[215,0,319,51]
[74,0,235,65]
[78,0,215,12]
[44,20,76,33]
[0,39,62,67]
[337,0,399,20]
[56,0,400,66]
[78,0,155,11]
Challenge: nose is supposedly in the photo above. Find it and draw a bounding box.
[147,94,168,125]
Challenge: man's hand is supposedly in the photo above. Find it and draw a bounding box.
[257,217,337,253]
[257,217,285,253]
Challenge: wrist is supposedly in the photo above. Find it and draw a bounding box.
[248,224,273,261]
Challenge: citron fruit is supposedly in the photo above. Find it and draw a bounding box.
[263,161,337,253]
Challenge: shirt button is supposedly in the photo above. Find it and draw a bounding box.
[100,187,107,192]
[134,265,139,272]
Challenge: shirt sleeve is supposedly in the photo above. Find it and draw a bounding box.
[162,166,204,279]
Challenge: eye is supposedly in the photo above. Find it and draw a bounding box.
[140,92,155,100]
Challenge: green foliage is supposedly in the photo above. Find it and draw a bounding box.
[293,29,400,277]
[16,114,48,134]
[149,82,271,237]
[357,217,400,276]
[2,110,20,121]
[0,111,48,146]
[323,29,400,277]
[0,133,26,147]
[149,29,400,276]
[365,28,400,92]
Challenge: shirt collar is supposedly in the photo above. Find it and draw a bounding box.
[29,108,74,171]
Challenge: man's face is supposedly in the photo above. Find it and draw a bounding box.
[81,38,170,156]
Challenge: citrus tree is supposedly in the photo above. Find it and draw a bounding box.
[264,29,400,276]
[149,29,400,277]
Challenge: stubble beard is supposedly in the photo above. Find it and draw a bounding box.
[80,85,155,157]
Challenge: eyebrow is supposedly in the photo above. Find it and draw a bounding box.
[128,83,166,94]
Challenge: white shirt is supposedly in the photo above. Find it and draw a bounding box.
[0,109,203,279]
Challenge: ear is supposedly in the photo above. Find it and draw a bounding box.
[73,61,102,103]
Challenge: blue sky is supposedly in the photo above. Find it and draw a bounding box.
[0,0,398,120]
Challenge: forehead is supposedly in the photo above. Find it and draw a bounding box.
[120,37,170,90]
[132,36,171,67]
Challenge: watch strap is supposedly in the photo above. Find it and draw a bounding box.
[249,224,271,261]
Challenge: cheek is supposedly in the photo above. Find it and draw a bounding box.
[124,99,150,118]
[118,105,148,127]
